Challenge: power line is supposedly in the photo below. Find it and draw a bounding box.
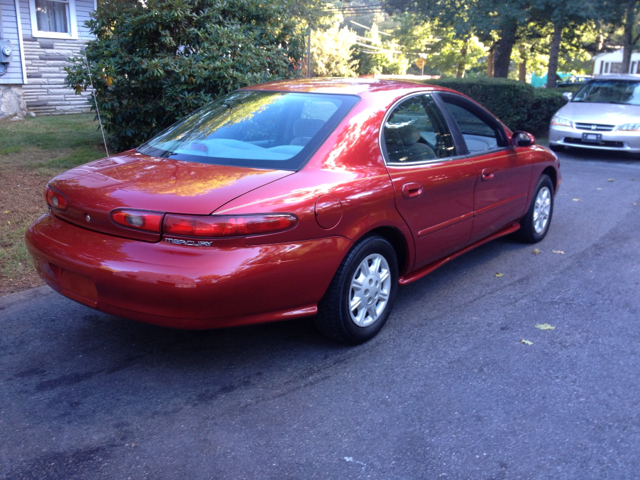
[322,4,386,14]
[350,20,393,36]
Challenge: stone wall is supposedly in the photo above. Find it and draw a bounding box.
[0,86,27,121]
[22,37,93,116]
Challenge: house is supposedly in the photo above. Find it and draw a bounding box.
[0,0,95,120]
[593,50,640,76]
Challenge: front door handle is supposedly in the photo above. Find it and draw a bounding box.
[481,168,496,181]
[402,182,424,199]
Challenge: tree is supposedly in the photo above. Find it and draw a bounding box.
[382,0,530,78]
[527,0,599,88]
[620,0,640,72]
[352,22,409,75]
[66,0,304,151]
[311,24,360,76]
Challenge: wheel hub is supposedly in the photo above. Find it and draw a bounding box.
[533,186,552,234]
[348,253,391,327]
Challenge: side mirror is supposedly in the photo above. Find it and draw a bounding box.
[512,131,535,147]
[562,92,573,101]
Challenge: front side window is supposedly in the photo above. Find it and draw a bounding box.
[573,80,640,106]
[30,0,77,38]
[138,91,359,170]
[383,94,456,163]
[441,97,507,154]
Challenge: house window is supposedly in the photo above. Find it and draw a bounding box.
[29,0,77,39]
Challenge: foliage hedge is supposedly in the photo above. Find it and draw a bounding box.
[421,77,567,135]
[66,0,304,152]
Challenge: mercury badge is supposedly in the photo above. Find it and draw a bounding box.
[165,238,213,247]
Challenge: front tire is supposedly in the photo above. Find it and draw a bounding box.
[517,174,554,243]
[315,235,398,345]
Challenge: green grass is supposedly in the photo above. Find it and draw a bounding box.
[36,146,107,170]
[0,114,106,155]
[0,113,111,294]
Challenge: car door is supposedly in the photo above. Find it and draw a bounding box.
[437,93,533,244]
[383,93,478,270]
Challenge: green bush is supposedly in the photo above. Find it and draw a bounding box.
[66,0,305,152]
[421,77,567,135]
[525,88,568,134]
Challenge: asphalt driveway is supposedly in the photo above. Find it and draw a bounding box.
[1,149,639,479]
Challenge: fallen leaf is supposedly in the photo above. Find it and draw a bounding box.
[520,339,533,345]
[633,203,637,206]
[631,178,636,181]
[572,198,581,202]
[532,248,541,255]
[552,250,565,254]
[494,273,504,277]
[535,323,556,330]
[596,188,602,190]
[3,210,8,214]
[607,178,614,182]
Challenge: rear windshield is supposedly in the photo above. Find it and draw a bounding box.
[572,79,640,105]
[137,91,359,170]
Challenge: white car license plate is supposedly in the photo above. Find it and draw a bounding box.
[582,133,602,143]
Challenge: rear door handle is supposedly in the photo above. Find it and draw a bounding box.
[481,168,496,181]
[402,182,423,199]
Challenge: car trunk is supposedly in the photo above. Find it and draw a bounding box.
[47,151,293,242]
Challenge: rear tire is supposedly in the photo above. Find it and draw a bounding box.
[517,174,554,243]
[315,235,398,345]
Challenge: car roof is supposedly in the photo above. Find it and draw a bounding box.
[592,74,640,81]
[242,77,446,96]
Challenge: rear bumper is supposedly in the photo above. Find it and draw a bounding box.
[25,213,351,329]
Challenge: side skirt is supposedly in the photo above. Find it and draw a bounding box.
[399,222,521,285]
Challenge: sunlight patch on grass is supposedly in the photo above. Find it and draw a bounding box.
[36,146,107,170]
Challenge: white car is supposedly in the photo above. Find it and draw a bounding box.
[549,74,640,154]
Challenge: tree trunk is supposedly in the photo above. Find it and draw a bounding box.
[456,41,469,78]
[519,60,527,82]
[546,21,563,89]
[518,45,527,82]
[621,0,638,74]
[493,23,518,78]
[487,50,494,77]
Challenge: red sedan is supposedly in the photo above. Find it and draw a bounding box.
[26,78,560,344]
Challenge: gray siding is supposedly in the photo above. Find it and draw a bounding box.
[20,0,95,114]
[18,0,28,37]
[0,0,24,84]
[76,0,94,39]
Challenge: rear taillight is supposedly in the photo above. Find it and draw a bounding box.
[111,210,163,233]
[45,187,68,211]
[164,214,298,237]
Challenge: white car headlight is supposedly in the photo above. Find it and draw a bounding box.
[616,123,640,132]
[551,116,573,128]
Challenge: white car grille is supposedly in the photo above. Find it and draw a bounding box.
[574,123,615,132]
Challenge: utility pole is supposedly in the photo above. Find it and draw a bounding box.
[307,26,311,78]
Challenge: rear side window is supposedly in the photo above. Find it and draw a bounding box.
[138,91,359,170]
[383,94,457,163]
